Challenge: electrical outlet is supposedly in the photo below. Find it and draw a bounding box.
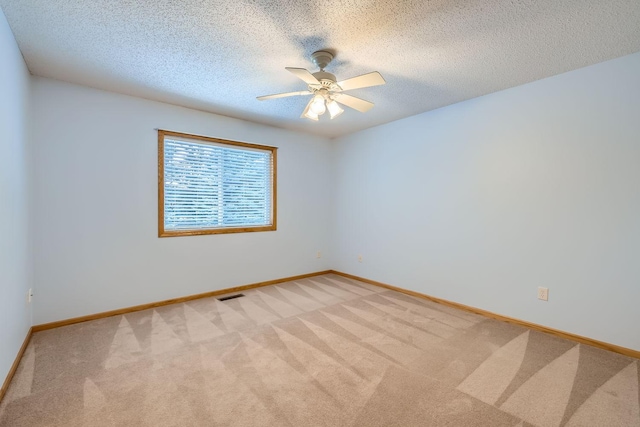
[28,288,33,303]
[358,254,363,263]
[316,251,322,259]
[537,287,549,301]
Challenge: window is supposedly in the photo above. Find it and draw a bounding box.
[158,130,277,237]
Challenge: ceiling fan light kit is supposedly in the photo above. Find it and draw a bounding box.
[257,50,386,121]
[310,94,326,115]
[326,99,344,119]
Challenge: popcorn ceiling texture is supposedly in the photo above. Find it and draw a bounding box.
[1,0,639,137]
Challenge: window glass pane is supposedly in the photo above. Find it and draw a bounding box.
[160,132,275,236]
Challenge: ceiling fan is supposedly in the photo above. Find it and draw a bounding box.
[257,50,386,121]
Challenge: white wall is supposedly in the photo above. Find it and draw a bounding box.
[30,77,333,324]
[0,8,32,384]
[22,37,640,351]
[332,52,640,351]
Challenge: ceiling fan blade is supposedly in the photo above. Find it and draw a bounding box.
[333,93,374,113]
[257,91,312,101]
[286,67,321,85]
[337,71,386,91]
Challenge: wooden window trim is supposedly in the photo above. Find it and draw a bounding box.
[158,129,277,237]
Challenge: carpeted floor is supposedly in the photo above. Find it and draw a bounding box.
[1,273,638,426]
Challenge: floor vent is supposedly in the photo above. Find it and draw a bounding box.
[218,294,245,301]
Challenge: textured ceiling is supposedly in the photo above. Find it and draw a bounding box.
[2,1,640,138]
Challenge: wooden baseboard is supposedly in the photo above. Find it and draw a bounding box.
[0,327,33,405]
[33,270,332,332]
[329,270,640,359]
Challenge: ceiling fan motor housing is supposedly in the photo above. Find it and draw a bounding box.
[312,71,337,83]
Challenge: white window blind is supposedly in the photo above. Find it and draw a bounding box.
[162,135,274,233]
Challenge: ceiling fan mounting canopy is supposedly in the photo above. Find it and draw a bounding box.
[257,49,386,121]
[311,50,334,70]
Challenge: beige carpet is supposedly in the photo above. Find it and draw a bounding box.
[1,274,638,426]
